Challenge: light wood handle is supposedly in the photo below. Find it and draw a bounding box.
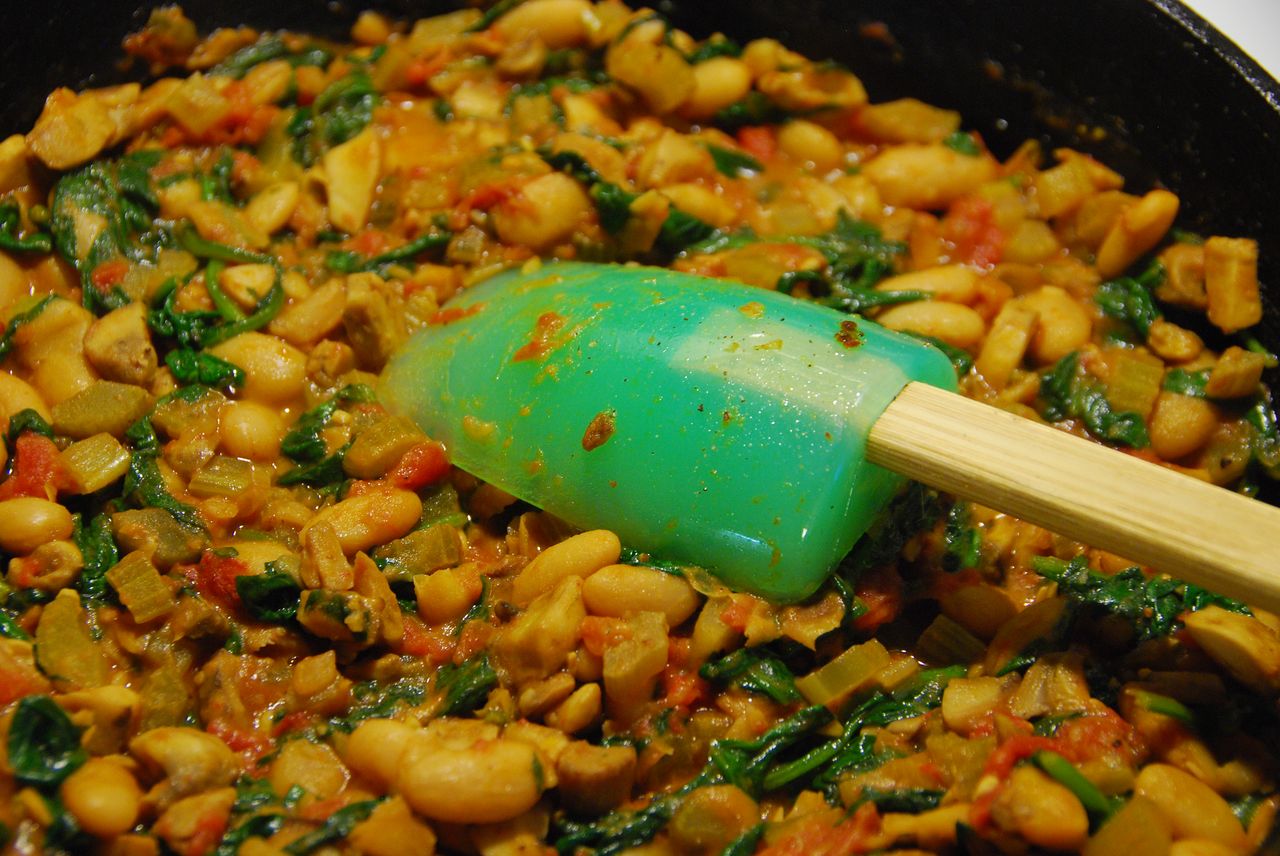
[867,382,1280,611]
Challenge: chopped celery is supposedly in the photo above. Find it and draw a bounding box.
[105,551,176,623]
[188,456,258,498]
[915,614,986,666]
[795,639,890,708]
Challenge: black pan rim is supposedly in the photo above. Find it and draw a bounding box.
[1152,0,1280,109]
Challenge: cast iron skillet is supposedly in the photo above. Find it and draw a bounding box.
[3,0,1280,468]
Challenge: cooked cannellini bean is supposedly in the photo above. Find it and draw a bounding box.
[876,300,986,350]
[60,757,142,838]
[492,172,593,250]
[513,529,621,606]
[209,332,307,405]
[583,563,699,625]
[862,143,997,209]
[0,498,74,554]
[396,730,545,824]
[991,766,1088,851]
[1135,764,1247,848]
[301,489,423,556]
[682,57,753,119]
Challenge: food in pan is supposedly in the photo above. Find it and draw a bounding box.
[0,2,1276,853]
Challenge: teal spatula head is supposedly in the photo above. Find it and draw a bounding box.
[381,261,957,602]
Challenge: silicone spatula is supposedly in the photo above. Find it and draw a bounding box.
[381,261,1280,608]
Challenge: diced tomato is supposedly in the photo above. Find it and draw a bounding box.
[90,258,130,291]
[849,565,903,634]
[982,733,1061,780]
[758,802,881,856]
[405,50,454,89]
[0,658,51,707]
[968,733,1063,830]
[737,125,777,162]
[719,596,754,632]
[944,196,1004,268]
[0,434,67,501]
[352,229,390,256]
[390,441,451,490]
[658,666,709,710]
[1056,709,1144,766]
[455,619,494,661]
[181,811,231,856]
[580,615,631,657]
[230,150,260,184]
[462,181,518,212]
[195,550,251,609]
[400,617,458,663]
[271,710,314,737]
[206,718,273,764]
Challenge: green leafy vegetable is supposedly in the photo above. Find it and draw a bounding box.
[49,152,164,313]
[165,349,245,389]
[1033,750,1119,824]
[0,199,52,253]
[721,824,764,856]
[203,259,245,322]
[541,149,717,256]
[1130,688,1195,726]
[468,0,525,31]
[210,35,333,79]
[325,230,452,274]
[942,131,981,156]
[786,212,908,305]
[123,416,206,533]
[236,561,302,622]
[7,695,87,788]
[0,609,29,640]
[199,148,235,204]
[174,222,274,265]
[73,512,118,603]
[4,408,54,445]
[281,384,376,464]
[1094,261,1164,338]
[436,653,498,716]
[148,277,220,349]
[700,649,801,704]
[1163,367,1210,397]
[704,143,762,177]
[856,788,945,812]
[1246,395,1280,479]
[901,332,973,376]
[198,275,284,347]
[214,814,286,856]
[842,481,941,577]
[277,446,351,488]
[1033,555,1249,640]
[713,92,795,132]
[942,502,982,571]
[283,800,383,855]
[332,679,428,731]
[1037,352,1150,448]
[655,207,717,255]
[685,37,742,63]
[289,72,381,167]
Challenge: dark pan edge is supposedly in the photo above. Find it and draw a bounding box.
[1153,0,1280,109]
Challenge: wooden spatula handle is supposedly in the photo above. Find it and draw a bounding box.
[867,381,1280,611]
